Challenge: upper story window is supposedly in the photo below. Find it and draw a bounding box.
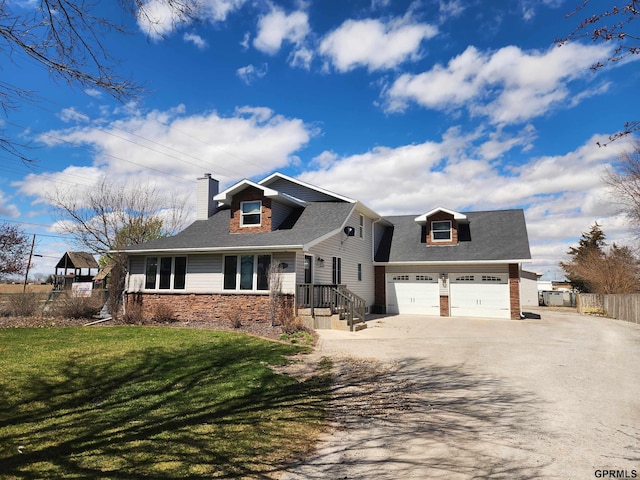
[431,220,452,242]
[241,201,262,226]
[358,214,364,238]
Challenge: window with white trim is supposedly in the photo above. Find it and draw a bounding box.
[240,201,262,226]
[416,275,434,281]
[358,214,364,238]
[482,275,503,282]
[145,256,187,290]
[431,220,452,241]
[332,257,342,284]
[455,275,475,282]
[223,254,271,291]
[357,263,362,281]
[392,275,409,281]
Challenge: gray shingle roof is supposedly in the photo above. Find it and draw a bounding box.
[123,202,355,252]
[376,209,531,263]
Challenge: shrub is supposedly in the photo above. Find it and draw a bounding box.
[228,310,243,328]
[53,292,102,319]
[153,302,176,323]
[122,299,144,325]
[4,292,43,317]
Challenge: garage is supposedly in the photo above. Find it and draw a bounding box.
[449,274,510,319]
[386,273,440,315]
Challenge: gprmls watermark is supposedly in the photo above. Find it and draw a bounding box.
[594,470,638,479]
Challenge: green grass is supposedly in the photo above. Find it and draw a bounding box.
[0,327,330,479]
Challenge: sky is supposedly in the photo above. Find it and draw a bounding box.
[1,0,638,280]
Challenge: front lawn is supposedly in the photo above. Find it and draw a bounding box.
[0,327,329,479]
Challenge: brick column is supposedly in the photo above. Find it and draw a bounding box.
[374,266,386,313]
[509,263,521,319]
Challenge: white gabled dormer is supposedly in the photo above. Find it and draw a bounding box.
[414,207,468,246]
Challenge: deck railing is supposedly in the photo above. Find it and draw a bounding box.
[296,283,366,331]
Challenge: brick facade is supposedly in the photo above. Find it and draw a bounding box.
[439,295,449,316]
[229,187,272,233]
[425,212,458,246]
[126,292,294,324]
[508,263,521,320]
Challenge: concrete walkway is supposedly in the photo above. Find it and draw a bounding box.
[282,308,640,479]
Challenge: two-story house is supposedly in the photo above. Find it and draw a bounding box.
[121,172,531,329]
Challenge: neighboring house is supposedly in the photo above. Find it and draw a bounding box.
[121,172,532,329]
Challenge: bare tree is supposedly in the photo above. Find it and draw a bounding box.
[47,176,189,316]
[605,143,640,229]
[48,176,189,255]
[0,223,30,276]
[0,1,197,160]
[556,1,640,144]
[268,262,284,327]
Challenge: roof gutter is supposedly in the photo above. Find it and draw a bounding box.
[373,259,532,266]
[114,245,304,255]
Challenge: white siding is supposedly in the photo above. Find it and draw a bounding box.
[127,256,146,292]
[267,177,345,202]
[385,264,509,275]
[187,254,221,292]
[272,252,297,294]
[307,209,376,306]
[520,270,539,307]
[127,252,298,294]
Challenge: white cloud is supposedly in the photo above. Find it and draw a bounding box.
[289,46,313,70]
[438,0,464,21]
[23,105,312,208]
[253,7,310,55]
[385,43,613,124]
[236,63,268,84]
[297,129,631,277]
[137,0,246,39]
[183,32,208,49]
[0,190,19,217]
[58,107,89,123]
[319,15,438,72]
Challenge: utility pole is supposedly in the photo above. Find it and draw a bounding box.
[22,234,36,293]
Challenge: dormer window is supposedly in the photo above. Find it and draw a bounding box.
[432,221,452,242]
[241,201,261,226]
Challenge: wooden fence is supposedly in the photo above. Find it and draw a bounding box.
[577,293,640,324]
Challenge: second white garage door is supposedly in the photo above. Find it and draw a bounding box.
[386,274,440,315]
[450,274,511,319]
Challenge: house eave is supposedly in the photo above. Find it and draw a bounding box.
[116,245,304,255]
[374,259,532,266]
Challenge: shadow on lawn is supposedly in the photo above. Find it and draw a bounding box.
[0,339,330,479]
[283,357,550,480]
[1,340,549,480]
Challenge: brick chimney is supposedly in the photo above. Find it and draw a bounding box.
[196,173,219,220]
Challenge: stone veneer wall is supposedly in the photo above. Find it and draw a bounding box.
[508,263,521,320]
[126,292,294,324]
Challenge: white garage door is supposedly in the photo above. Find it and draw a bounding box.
[450,274,511,319]
[386,274,440,315]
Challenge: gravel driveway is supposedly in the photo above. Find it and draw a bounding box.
[282,308,640,479]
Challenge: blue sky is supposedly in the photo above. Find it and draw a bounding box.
[1,0,638,279]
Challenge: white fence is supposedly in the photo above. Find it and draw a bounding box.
[577,294,640,324]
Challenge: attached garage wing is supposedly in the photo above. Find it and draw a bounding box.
[386,274,440,315]
[450,274,510,319]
